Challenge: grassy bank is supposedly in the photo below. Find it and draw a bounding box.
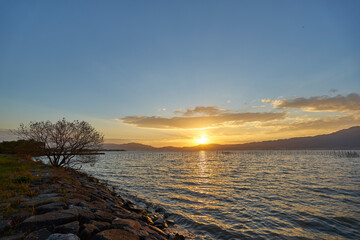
[0,155,183,240]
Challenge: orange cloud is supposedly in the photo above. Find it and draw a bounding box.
[175,106,226,116]
[265,114,360,132]
[120,111,286,129]
[269,93,360,112]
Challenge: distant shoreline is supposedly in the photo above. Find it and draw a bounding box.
[102,126,360,151]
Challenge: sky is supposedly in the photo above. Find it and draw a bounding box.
[0,0,359,147]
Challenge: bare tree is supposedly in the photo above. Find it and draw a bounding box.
[15,118,104,168]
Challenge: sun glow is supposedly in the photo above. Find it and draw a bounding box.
[196,135,209,145]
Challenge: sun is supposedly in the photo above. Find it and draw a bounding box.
[196,135,209,145]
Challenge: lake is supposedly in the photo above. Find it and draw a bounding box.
[81,150,360,239]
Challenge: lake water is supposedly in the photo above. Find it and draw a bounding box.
[81,151,360,239]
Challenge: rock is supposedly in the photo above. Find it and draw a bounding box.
[114,209,140,221]
[154,218,167,229]
[91,221,111,231]
[91,194,106,203]
[173,233,186,240]
[137,226,167,240]
[0,219,12,232]
[46,233,80,240]
[25,228,51,240]
[79,224,100,239]
[37,193,61,198]
[0,202,11,208]
[147,225,167,237]
[67,193,91,202]
[154,206,166,214]
[140,216,154,225]
[112,218,141,230]
[36,202,66,214]
[54,221,79,234]
[0,232,24,240]
[19,197,63,208]
[165,220,175,226]
[20,209,77,231]
[90,229,139,240]
[11,211,33,225]
[77,208,96,223]
[94,210,115,223]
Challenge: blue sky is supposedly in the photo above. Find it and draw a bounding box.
[1,1,359,146]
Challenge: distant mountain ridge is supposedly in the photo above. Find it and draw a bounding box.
[102,126,360,151]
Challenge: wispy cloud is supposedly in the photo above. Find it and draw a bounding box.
[272,114,360,132]
[263,93,360,112]
[176,106,227,116]
[119,110,286,129]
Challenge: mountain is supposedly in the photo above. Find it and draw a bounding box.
[102,126,360,151]
[102,142,157,151]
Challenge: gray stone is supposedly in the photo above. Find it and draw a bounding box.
[0,232,24,240]
[36,202,66,214]
[37,193,61,198]
[90,229,139,240]
[11,211,32,224]
[0,202,10,208]
[20,209,78,231]
[0,219,11,232]
[54,221,79,234]
[25,228,52,240]
[19,197,63,208]
[46,233,79,240]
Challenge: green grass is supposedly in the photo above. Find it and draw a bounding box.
[0,155,37,205]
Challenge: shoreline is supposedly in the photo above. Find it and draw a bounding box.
[0,155,186,240]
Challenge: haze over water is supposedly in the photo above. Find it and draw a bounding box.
[82,151,360,240]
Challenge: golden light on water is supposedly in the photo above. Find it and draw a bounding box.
[196,135,209,145]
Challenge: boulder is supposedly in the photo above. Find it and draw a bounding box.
[140,216,153,225]
[91,221,111,231]
[36,202,66,214]
[94,210,115,223]
[54,221,79,234]
[139,226,167,240]
[0,219,12,232]
[112,218,141,230]
[0,202,11,208]
[0,232,24,240]
[11,211,32,224]
[24,228,51,240]
[37,193,61,199]
[19,197,63,208]
[90,229,139,240]
[46,233,80,240]
[79,224,100,239]
[19,209,77,231]
[77,209,96,223]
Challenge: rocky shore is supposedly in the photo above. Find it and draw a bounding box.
[0,157,185,240]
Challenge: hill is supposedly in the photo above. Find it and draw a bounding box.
[102,126,360,151]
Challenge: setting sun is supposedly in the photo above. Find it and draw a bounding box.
[196,135,209,145]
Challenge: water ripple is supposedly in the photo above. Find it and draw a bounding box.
[82,150,360,239]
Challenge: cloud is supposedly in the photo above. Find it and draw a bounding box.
[265,93,360,112]
[119,111,286,129]
[175,106,226,116]
[265,115,360,132]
